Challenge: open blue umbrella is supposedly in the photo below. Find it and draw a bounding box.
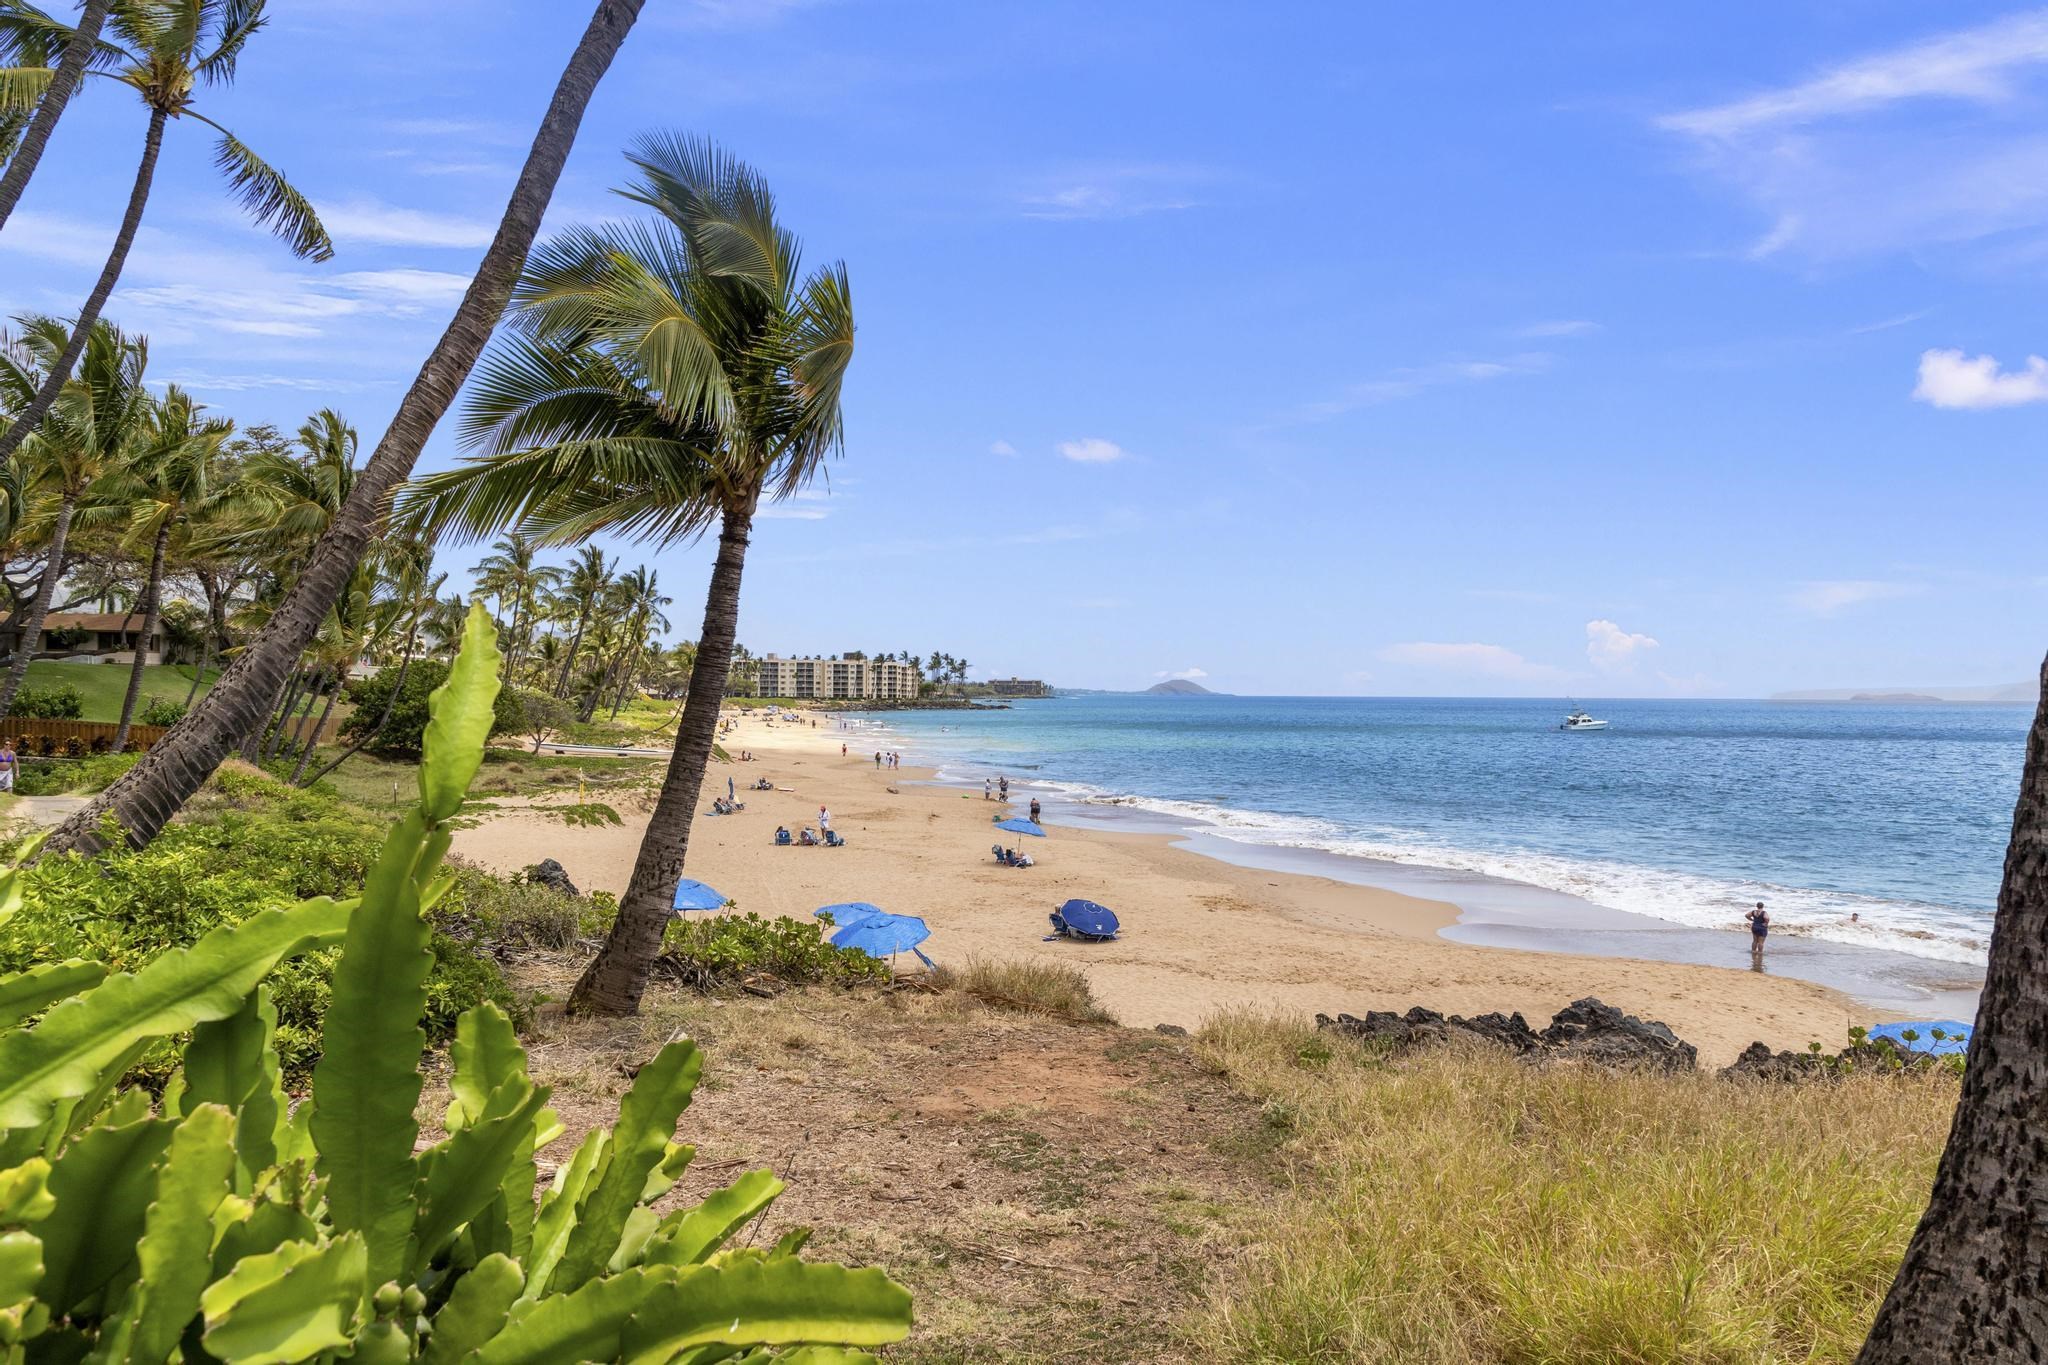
[671,878,729,912]
[994,817,1045,838]
[1050,898,1120,941]
[814,901,888,930]
[831,912,935,969]
[1867,1019,1972,1056]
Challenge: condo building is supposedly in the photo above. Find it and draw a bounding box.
[754,654,922,701]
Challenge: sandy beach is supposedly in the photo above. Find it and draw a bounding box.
[453,708,1876,1066]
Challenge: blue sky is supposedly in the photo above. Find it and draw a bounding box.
[4,0,2046,697]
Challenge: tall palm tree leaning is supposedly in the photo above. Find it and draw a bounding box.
[0,0,114,233]
[400,134,854,1016]
[0,317,148,718]
[37,0,647,859]
[1853,650,2048,1358]
[96,383,231,750]
[0,0,331,466]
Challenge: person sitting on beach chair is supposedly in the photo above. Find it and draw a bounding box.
[823,829,846,847]
[799,827,820,846]
[1012,850,1034,868]
[992,843,1012,865]
[774,826,792,845]
[752,777,774,791]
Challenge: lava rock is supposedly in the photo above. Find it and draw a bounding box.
[1154,1023,1190,1037]
[1720,1040,1831,1082]
[525,858,580,897]
[1541,997,1697,1072]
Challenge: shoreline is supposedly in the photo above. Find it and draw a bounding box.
[451,710,1930,1066]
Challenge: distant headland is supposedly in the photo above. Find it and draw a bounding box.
[1146,678,1218,695]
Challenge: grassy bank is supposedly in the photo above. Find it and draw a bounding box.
[19,659,219,721]
[1187,1012,1955,1364]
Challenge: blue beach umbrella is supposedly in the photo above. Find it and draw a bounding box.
[814,901,888,929]
[1867,1019,1972,1056]
[994,817,1046,838]
[671,878,729,912]
[1050,898,1120,941]
[831,912,936,969]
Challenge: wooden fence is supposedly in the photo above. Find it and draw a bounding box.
[0,718,170,756]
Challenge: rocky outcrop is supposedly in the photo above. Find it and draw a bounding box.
[524,858,580,897]
[1317,997,1696,1072]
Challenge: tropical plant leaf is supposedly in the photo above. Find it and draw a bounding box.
[417,1253,524,1364]
[445,1001,529,1132]
[308,807,434,1288]
[641,1169,785,1267]
[0,898,346,1132]
[412,1077,551,1270]
[196,118,334,262]
[199,1233,366,1365]
[547,1039,702,1293]
[0,959,105,1030]
[0,63,51,112]
[91,1102,238,1365]
[179,986,287,1178]
[0,1229,44,1346]
[520,1126,608,1303]
[37,1113,174,1316]
[468,1265,682,1365]
[418,602,502,821]
[0,1158,51,1224]
[615,1260,913,1364]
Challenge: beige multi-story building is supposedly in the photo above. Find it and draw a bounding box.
[755,654,921,701]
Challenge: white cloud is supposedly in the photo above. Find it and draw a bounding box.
[1377,642,1569,683]
[1585,619,1659,672]
[1789,580,1923,614]
[317,198,496,248]
[1288,354,1548,424]
[988,440,1018,456]
[1519,319,1599,338]
[1056,437,1125,463]
[1913,348,2048,408]
[1017,164,1209,221]
[1155,667,1208,681]
[1660,12,2048,139]
[1658,12,2048,261]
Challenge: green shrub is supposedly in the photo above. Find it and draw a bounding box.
[139,695,186,726]
[10,681,83,718]
[0,604,912,1361]
[341,659,521,755]
[660,911,894,989]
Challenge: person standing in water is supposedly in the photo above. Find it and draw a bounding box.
[1029,797,1041,825]
[1745,902,1770,961]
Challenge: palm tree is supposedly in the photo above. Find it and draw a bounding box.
[0,0,114,233]
[401,134,853,1015]
[0,317,147,716]
[91,383,231,750]
[474,531,557,677]
[0,0,331,466]
[42,0,646,859]
[548,544,611,698]
[301,545,438,786]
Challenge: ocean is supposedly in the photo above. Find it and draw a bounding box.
[850,695,2028,973]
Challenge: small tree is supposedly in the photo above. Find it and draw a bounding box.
[507,686,572,752]
[338,657,520,756]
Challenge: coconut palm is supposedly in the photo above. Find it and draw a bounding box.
[0,0,331,465]
[301,545,438,786]
[474,531,557,677]
[401,134,853,1015]
[90,383,232,749]
[549,544,612,697]
[0,0,114,233]
[0,316,147,716]
[43,0,647,859]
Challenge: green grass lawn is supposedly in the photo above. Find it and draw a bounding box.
[307,746,659,813]
[21,660,220,723]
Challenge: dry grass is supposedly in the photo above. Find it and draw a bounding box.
[936,956,1118,1024]
[1185,1010,1959,1365]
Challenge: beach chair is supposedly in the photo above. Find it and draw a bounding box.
[824,829,846,847]
[774,829,793,846]
[799,828,819,846]
[991,843,1011,865]
[1048,899,1120,942]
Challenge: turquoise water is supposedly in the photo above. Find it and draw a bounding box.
[854,696,2029,967]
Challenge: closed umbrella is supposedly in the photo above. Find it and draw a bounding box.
[671,878,729,912]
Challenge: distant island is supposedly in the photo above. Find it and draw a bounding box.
[1773,681,2038,703]
[1146,678,1217,695]
[1848,692,1945,704]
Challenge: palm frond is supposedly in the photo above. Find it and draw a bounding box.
[200,118,333,261]
[0,62,51,111]
[193,0,261,84]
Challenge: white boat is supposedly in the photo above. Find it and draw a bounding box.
[1559,707,1608,732]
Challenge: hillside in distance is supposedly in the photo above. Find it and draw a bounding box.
[1146,678,1218,695]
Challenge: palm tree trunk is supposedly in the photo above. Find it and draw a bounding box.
[302,630,417,787]
[37,0,646,858]
[0,495,74,717]
[286,668,330,757]
[259,665,306,764]
[570,505,752,1016]
[111,521,169,752]
[1855,653,2048,1360]
[289,681,341,784]
[0,0,109,235]
[0,105,166,466]
[556,607,590,697]
[183,636,211,708]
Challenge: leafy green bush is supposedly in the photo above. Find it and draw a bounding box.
[139,696,186,726]
[341,658,522,755]
[9,682,83,718]
[660,911,893,989]
[13,751,142,797]
[0,605,913,1361]
[3,758,515,1081]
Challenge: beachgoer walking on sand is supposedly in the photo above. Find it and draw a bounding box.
[874,751,882,767]
[998,775,1009,800]
[984,778,993,800]
[841,742,847,756]
[1746,902,1769,959]
[1029,797,1041,824]
[818,806,831,833]
[0,741,15,793]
